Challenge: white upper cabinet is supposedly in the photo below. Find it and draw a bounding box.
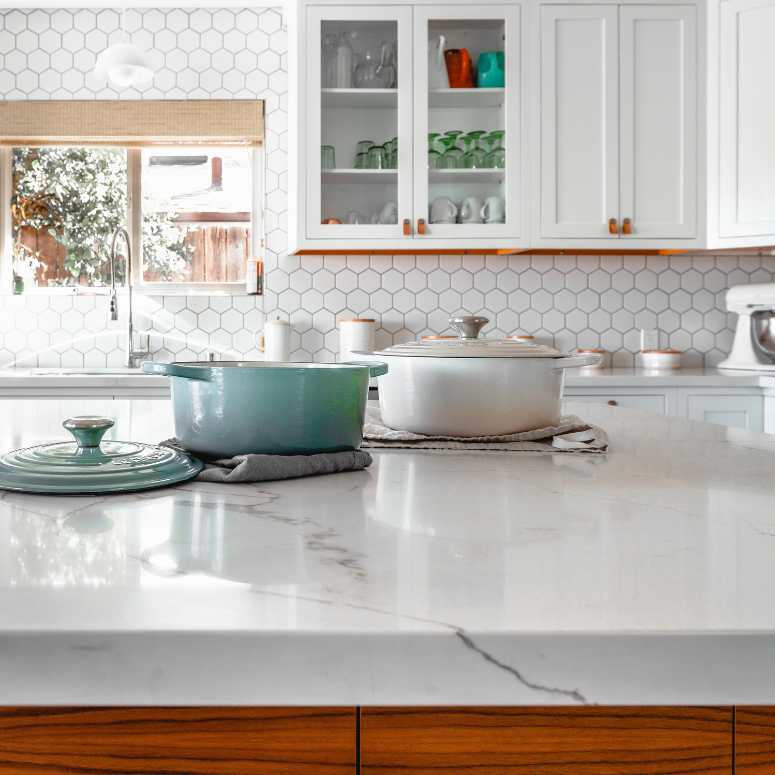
[289,0,775,254]
[540,6,619,239]
[619,5,697,240]
[719,0,775,239]
[537,3,697,246]
[288,0,527,254]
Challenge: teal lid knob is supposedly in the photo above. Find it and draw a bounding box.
[63,416,115,449]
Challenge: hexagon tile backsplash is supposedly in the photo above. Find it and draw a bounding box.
[0,8,773,368]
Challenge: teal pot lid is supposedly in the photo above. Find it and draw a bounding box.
[0,416,202,495]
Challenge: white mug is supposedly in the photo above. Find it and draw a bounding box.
[460,196,483,224]
[254,316,293,362]
[430,196,458,224]
[481,196,505,224]
[379,201,398,224]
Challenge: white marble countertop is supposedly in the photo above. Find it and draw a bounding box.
[1,398,775,706]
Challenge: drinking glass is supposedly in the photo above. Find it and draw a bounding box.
[367,145,388,169]
[321,145,336,169]
[436,137,458,169]
[428,133,441,169]
[463,130,487,169]
[345,211,366,224]
[485,130,506,169]
[355,152,367,169]
[443,130,465,165]
[355,140,374,167]
[387,139,398,169]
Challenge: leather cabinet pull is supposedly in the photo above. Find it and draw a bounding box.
[403,219,411,235]
[608,218,619,234]
[418,219,426,235]
[622,218,632,234]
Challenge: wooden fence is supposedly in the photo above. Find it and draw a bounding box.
[18,225,250,287]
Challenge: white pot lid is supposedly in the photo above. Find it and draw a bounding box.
[371,317,571,358]
[374,339,569,358]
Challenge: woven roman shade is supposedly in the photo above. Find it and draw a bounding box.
[0,100,264,147]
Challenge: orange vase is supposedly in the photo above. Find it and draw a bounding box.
[443,48,475,88]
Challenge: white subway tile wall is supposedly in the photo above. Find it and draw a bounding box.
[0,8,772,368]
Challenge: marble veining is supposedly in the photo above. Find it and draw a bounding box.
[1,399,775,705]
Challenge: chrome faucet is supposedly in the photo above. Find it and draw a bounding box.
[109,226,151,369]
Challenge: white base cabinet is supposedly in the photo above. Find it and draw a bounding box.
[564,386,769,432]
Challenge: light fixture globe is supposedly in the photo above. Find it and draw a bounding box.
[94,42,153,88]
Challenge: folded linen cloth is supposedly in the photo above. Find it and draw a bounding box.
[361,406,608,453]
[159,439,372,483]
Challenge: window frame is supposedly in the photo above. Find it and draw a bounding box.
[0,144,264,296]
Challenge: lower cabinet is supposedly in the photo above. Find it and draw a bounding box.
[736,707,775,774]
[1,706,772,773]
[564,387,768,432]
[686,394,764,432]
[360,707,733,774]
[565,393,667,414]
[0,707,357,774]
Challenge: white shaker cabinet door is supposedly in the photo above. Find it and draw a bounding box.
[619,5,697,240]
[540,5,619,239]
[720,0,775,238]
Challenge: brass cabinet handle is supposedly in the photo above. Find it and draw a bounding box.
[418,218,426,235]
[608,218,619,234]
[622,218,632,234]
[403,219,411,235]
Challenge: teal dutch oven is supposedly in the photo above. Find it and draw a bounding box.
[142,360,388,457]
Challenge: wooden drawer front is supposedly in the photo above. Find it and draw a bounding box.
[736,707,775,773]
[0,707,356,774]
[361,707,732,774]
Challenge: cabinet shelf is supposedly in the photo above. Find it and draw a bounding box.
[429,169,504,183]
[428,88,505,108]
[321,89,398,108]
[322,169,397,184]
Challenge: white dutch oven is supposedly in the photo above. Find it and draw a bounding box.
[357,316,601,437]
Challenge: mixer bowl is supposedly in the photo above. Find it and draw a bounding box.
[753,311,775,356]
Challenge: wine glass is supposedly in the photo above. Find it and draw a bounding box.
[436,137,458,169]
[485,131,506,169]
[463,130,487,169]
[443,130,465,165]
[428,133,441,169]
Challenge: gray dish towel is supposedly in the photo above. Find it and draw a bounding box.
[159,439,372,483]
[361,406,609,453]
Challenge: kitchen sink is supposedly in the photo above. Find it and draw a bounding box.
[30,368,152,376]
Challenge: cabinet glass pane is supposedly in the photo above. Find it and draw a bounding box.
[426,19,506,226]
[320,20,399,226]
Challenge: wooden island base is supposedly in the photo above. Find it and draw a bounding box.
[0,706,771,774]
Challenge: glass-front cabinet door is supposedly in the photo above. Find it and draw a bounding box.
[306,6,413,242]
[412,5,522,245]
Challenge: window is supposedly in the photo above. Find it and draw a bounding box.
[0,100,264,294]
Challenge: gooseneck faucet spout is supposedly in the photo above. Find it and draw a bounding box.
[109,226,150,369]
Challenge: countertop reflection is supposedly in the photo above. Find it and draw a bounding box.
[1,398,775,706]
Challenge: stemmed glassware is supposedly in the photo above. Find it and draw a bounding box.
[485,131,506,168]
[463,131,487,169]
[428,133,441,169]
[442,130,465,166]
[436,137,458,169]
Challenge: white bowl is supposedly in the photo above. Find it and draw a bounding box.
[642,350,682,370]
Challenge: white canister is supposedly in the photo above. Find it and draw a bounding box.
[254,316,293,362]
[340,319,375,363]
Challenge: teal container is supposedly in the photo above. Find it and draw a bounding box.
[477,51,505,88]
[141,360,387,458]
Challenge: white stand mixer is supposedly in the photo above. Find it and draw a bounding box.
[719,283,775,371]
